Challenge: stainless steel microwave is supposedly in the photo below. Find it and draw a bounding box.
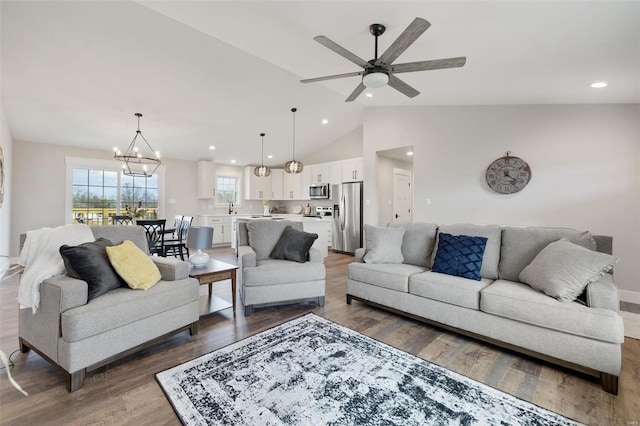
[309,183,330,199]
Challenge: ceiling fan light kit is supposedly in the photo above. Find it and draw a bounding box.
[113,113,161,177]
[254,132,271,177]
[285,107,303,174]
[301,17,466,102]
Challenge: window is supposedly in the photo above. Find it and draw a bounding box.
[215,175,239,206]
[66,157,164,225]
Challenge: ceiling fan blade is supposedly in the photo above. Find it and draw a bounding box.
[387,75,420,98]
[391,57,467,73]
[314,36,371,69]
[345,82,366,102]
[375,17,431,67]
[300,71,364,83]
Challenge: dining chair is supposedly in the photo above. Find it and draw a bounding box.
[163,216,193,260]
[111,215,133,225]
[136,219,166,256]
[163,214,183,239]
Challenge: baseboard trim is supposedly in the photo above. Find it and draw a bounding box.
[619,290,640,304]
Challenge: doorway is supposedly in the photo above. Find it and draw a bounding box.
[375,146,414,226]
[393,168,412,223]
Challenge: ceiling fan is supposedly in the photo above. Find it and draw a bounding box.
[301,17,466,102]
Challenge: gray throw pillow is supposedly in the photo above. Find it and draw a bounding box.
[519,238,619,303]
[270,226,318,263]
[363,225,405,264]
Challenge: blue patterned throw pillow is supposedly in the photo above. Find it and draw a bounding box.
[432,233,488,281]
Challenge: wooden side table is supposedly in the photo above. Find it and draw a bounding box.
[189,259,238,315]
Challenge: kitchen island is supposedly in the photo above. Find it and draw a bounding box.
[231,215,330,258]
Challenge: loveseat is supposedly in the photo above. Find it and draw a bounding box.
[346,223,623,394]
[237,220,326,316]
[18,225,200,392]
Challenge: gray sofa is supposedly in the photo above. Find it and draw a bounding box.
[237,220,326,316]
[18,225,200,392]
[347,223,623,394]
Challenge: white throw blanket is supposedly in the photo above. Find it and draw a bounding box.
[18,224,95,313]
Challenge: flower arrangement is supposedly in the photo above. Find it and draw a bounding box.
[125,202,147,219]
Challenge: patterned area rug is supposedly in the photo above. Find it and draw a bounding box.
[156,314,581,425]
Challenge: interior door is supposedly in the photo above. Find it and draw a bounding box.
[393,169,412,223]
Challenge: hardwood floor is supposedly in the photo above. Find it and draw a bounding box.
[1,249,639,425]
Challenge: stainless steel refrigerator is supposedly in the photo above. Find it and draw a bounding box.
[332,182,363,254]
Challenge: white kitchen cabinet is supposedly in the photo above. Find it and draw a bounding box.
[329,161,342,185]
[296,167,311,200]
[309,163,330,184]
[282,171,296,200]
[197,161,216,199]
[243,166,272,200]
[271,169,284,200]
[341,158,364,182]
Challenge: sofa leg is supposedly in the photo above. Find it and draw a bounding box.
[346,294,352,305]
[68,369,86,392]
[19,337,30,353]
[600,373,619,395]
[189,321,199,336]
[318,296,325,307]
[244,305,254,317]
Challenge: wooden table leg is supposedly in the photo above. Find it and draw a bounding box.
[231,270,237,316]
[208,283,212,296]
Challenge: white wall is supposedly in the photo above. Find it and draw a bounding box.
[302,126,363,164]
[0,102,13,271]
[10,140,199,257]
[363,104,640,299]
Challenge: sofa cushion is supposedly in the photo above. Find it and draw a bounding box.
[244,259,325,286]
[498,226,597,282]
[247,220,303,260]
[106,240,162,291]
[409,271,493,310]
[363,225,405,264]
[60,278,199,343]
[431,224,502,279]
[59,238,126,301]
[389,222,438,267]
[90,225,150,255]
[480,280,624,344]
[348,262,427,292]
[432,233,488,281]
[519,238,619,303]
[270,226,318,263]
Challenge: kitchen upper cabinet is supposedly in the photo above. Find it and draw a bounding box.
[282,171,296,200]
[341,158,364,182]
[197,161,217,199]
[271,169,284,200]
[297,167,311,200]
[243,166,272,200]
[329,161,342,185]
[309,163,330,184]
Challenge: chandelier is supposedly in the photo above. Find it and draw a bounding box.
[254,132,271,177]
[284,107,303,174]
[113,113,161,177]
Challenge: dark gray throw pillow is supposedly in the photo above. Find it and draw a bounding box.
[59,238,126,301]
[270,226,318,263]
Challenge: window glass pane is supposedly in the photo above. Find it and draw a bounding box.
[89,170,104,186]
[121,182,143,206]
[216,176,238,204]
[146,174,158,188]
[121,174,133,188]
[88,186,103,207]
[73,186,88,206]
[144,189,158,207]
[73,168,88,185]
[104,171,118,187]
[103,187,118,207]
[133,176,146,189]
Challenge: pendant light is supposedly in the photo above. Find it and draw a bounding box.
[254,132,271,177]
[284,107,303,174]
[113,113,161,177]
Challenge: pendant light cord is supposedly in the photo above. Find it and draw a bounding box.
[291,108,297,161]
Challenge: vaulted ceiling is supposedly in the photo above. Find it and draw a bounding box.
[2,1,638,166]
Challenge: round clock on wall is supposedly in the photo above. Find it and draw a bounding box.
[486,152,531,194]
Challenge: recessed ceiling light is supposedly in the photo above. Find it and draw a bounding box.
[406,151,414,156]
[267,155,273,159]
[209,145,216,150]
[230,160,236,163]
[322,119,329,125]
[590,82,608,88]
[365,93,374,98]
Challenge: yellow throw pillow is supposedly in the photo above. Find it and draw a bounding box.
[106,240,162,291]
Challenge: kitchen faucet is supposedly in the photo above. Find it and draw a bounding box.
[228,202,234,214]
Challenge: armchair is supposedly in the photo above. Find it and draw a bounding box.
[237,220,326,316]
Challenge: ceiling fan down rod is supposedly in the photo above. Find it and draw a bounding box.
[369,24,386,60]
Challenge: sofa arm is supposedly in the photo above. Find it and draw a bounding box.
[585,273,619,313]
[309,247,322,263]
[238,245,257,268]
[151,256,189,281]
[354,248,365,263]
[18,275,88,363]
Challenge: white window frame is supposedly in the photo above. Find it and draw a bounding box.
[213,173,242,208]
[65,156,166,225]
